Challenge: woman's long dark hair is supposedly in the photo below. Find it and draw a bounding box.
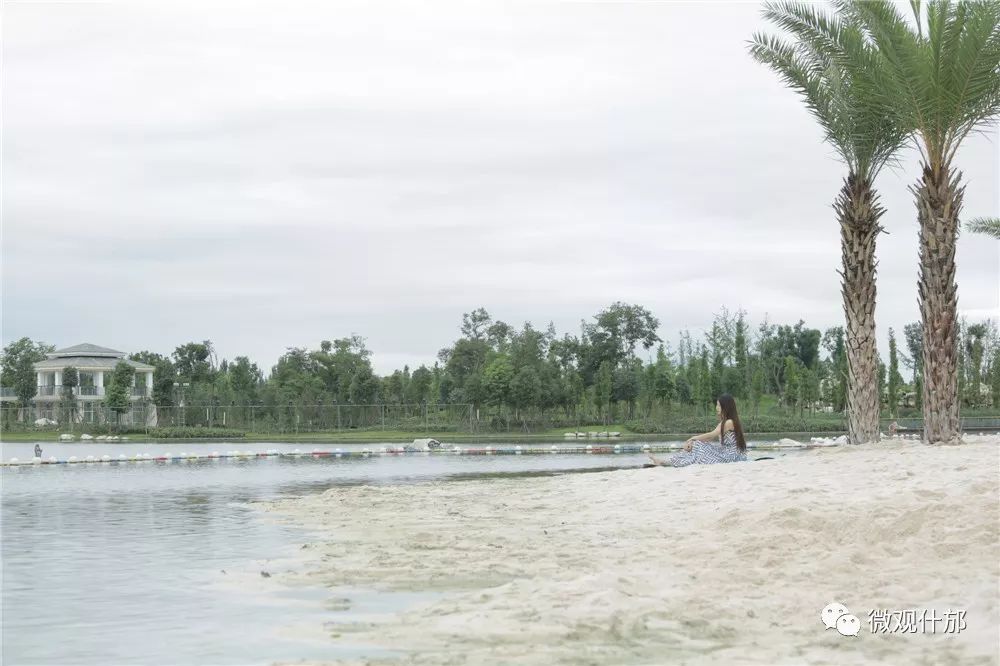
[717,393,746,453]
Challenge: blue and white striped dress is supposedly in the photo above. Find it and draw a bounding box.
[669,430,747,467]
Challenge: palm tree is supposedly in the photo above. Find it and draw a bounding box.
[838,0,1000,444]
[968,217,1000,239]
[750,3,908,444]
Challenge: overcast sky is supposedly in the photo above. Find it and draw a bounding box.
[2,1,997,374]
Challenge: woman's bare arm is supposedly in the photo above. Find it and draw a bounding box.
[691,423,721,442]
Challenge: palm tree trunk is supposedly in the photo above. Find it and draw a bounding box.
[836,173,882,445]
[914,163,963,444]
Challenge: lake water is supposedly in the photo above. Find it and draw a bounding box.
[1,439,803,665]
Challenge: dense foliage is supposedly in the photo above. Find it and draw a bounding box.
[5,304,995,433]
[0,338,54,408]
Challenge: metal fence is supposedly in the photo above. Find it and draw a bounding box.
[1,402,157,430]
[155,403,476,433]
[5,401,999,435]
[0,403,476,434]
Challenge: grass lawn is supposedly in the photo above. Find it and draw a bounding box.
[2,431,89,442]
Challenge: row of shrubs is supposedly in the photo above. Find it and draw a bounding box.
[147,427,246,439]
[624,414,846,435]
[247,421,468,434]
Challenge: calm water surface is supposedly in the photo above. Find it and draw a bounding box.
[1,439,800,665]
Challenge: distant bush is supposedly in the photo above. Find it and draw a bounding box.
[746,414,845,433]
[148,427,246,439]
[79,425,148,435]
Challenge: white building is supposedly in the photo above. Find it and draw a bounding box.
[30,343,155,421]
[33,343,154,398]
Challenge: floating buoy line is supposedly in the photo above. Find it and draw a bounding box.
[4,433,988,468]
[12,434,927,468]
[0,443,788,467]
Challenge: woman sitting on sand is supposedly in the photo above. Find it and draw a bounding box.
[648,393,747,467]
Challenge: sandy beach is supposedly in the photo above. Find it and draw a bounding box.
[263,436,1000,666]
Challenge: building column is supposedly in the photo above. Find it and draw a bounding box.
[96,371,104,396]
[146,371,154,398]
[54,370,62,389]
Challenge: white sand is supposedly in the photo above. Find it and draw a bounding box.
[263,436,1000,665]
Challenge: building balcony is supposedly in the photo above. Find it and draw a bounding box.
[30,385,150,399]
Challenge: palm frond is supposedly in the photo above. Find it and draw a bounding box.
[749,33,835,132]
[941,1,1000,164]
[838,0,1000,167]
[837,1,930,139]
[751,2,910,178]
[967,217,1000,238]
[762,1,850,59]
[910,0,925,37]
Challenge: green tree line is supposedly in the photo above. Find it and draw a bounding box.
[3,305,997,430]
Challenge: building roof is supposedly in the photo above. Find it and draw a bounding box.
[50,343,124,358]
[35,356,155,371]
